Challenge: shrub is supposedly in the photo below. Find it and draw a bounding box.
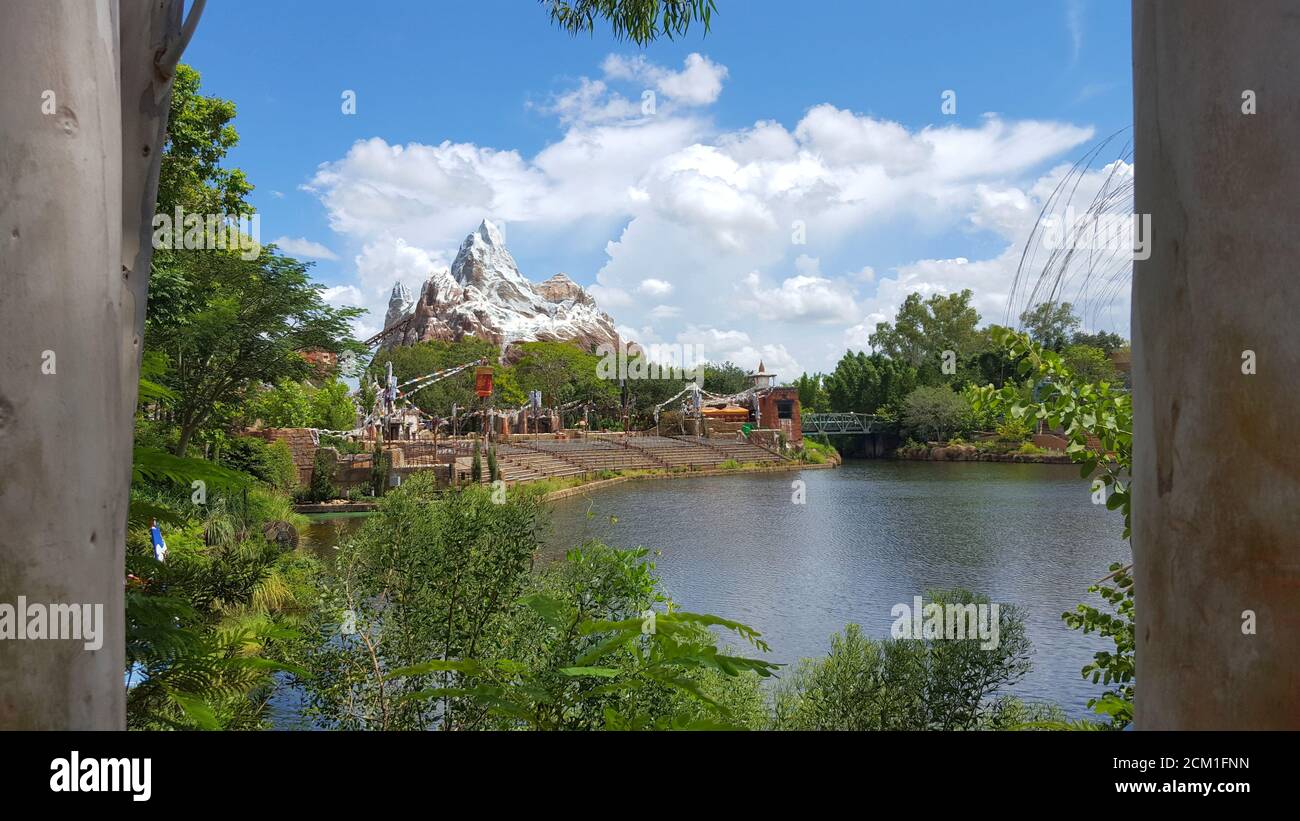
[307,448,338,502]
[800,438,837,464]
[996,415,1034,443]
[264,441,298,493]
[369,441,389,497]
[771,591,1037,730]
[902,385,970,443]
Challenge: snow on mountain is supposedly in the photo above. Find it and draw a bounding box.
[384,220,621,354]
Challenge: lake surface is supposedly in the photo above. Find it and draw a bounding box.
[296,460,1131,721]
[541,460,1131,717]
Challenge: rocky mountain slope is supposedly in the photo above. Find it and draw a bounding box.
[382,220,620,354]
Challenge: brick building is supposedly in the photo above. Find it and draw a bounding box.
[748,361,802,446]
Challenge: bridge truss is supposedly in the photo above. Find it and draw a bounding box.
[801,413,894,435]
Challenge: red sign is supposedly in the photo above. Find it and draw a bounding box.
[474,367,494,398]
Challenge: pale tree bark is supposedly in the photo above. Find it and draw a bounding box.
[1132,0,1300,728]
[0,0,199,729]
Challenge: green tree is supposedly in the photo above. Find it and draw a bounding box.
[702,361,750,396]
[147,63,253,335]
[512,341,619,407]
[308,449,338,502]
[369,337,515,418]
[310,380,357,430]
[1071,329,1127,354]
[869,290,982,384]
[823,351,916,414]
[149,248,364,455]
[1019,301,1081,352]
[902,385,969,443]
[794,372,828,413]
[1062,344,1120,385]
[252,380,313,428]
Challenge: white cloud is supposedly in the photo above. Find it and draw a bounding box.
[602,52,728,106]
[740,270,861,324]
[273,236,339,261]
[305,52,1111,372]
[638,278,674,296]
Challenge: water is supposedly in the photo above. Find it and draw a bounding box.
[292,461,1131,720]
[542,460,1130,717]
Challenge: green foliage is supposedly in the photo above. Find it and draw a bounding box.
[126,449,316,729]
[252,379,313,428]
[487,447,499,483]
[133,445,248,491]
[799,438,837,464]
[156,64,251,218]
[823,350,917,414]
[513,341,620,407]
[972,326,1134,724]
[369,440,389,498]
[1062,564,1135,728]
[701,361,750,396]
[392,542,776,730]
[1019,301,1081,352]
[1062,344,1120,385]
[369,337,512,417]
[218,436,296,492]
[995,413,1035,443]
[147,248,365,455]
[901,385,970,443]
[251,379,356,431]
[1071,329,1127,355]
[794,372,828,413]
[771,592,1037,730]
[471,449,483,484]
[544,0,717,45]
[264,441,299,493]
[307,449,338,503]
[869,290,984,385]
[300,479,544,730]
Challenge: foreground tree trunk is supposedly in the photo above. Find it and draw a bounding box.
[0,0,191,729]
[1132,0,1300,728]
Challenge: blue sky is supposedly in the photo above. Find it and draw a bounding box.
[184,0,1133,373]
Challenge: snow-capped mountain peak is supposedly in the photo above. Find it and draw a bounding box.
[384,221,620,354]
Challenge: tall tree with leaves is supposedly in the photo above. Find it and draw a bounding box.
[823,351,916,414]
[869,290,983,384]
[149,248,364,455]
[1019,301,1081,352]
